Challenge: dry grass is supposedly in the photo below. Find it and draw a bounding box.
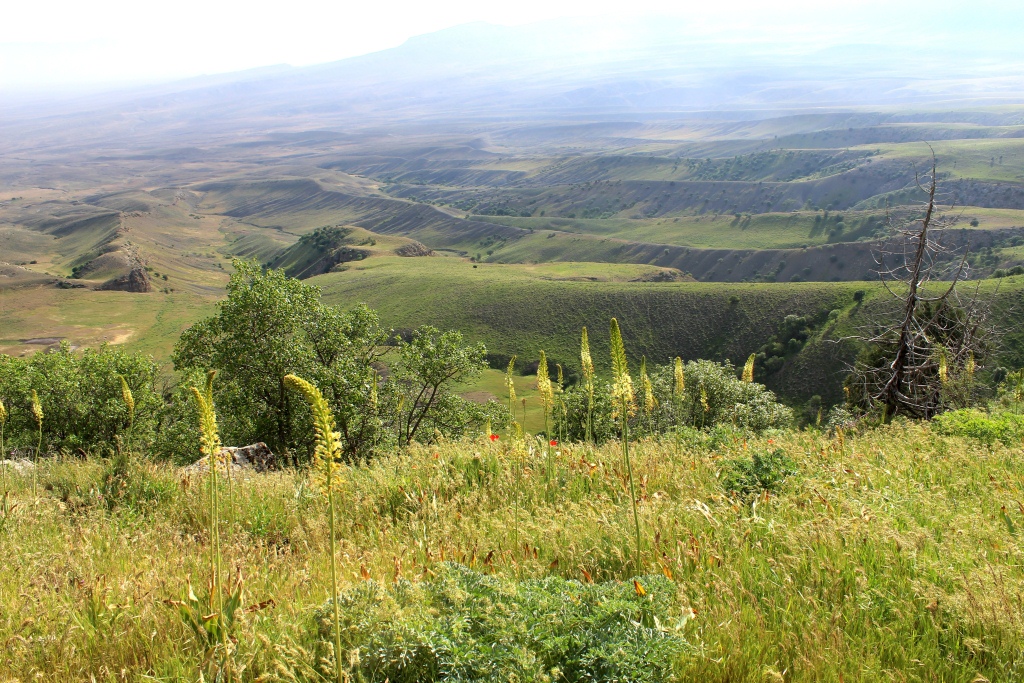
[1,421,1022,681]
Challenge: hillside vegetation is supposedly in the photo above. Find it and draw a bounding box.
[2,423,1023,681]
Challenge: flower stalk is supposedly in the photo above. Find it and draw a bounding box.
[283,373,345,683]
[610,318,642,572]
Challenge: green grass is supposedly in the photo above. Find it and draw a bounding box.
[2,422,1023,680]
[869,138,1024,183]
[315,255,871,399]
[0,287,216,365]
[472,211,888,250]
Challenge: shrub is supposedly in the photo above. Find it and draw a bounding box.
[722,448,798,498]
[0,343,160,455]
[931,409,1024,446]
[554,359,793,443]
[316,563,691,683]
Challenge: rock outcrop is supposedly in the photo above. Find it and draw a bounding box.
[182,442,277,474]
[394,241,434,257]
[98,267,152,292]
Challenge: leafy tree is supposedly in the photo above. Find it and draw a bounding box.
[388,327,490,446]
[173,260,494,462]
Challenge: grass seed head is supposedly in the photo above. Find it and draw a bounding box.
[0,397,6,426]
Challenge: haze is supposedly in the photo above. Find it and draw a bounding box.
[4,0,1024,91]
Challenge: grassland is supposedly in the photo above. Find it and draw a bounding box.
[471,211,888,250]
[2,422,1023,680]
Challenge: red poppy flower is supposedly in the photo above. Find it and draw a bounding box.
[549,439,558,446]
[489,433,499,441]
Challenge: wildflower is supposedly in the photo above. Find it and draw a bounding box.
[536,351,553,407]
[490,434,499,442]
[936,345,949,384]
[119,375,135,416]
[505,356,517,404]
[283,374,341,495]
[640,357,657,413]
[609,319,636,417]
[549,439,557,447]
[30,390,43,429]
[580,328,594,381]
[673,357,685,399]
[742,353,755,383]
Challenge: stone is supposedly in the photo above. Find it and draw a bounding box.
[98,267,152,293]
[0,459,35,475]
[182,442,277,475]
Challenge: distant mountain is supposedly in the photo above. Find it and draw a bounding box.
[3,15,1024,153]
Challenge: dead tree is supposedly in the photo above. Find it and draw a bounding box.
[848,148,990,421]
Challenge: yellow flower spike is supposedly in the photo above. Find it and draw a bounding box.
[609,318,635,418]
[505,356,517,405]
[30,390,44,428]
[536,351,553,408]
[119,375,135,417]
[283,374,342,495]
[742,354,755,383]
[673,357,685,399]
[640,357,656,413]
[282,372,346,683]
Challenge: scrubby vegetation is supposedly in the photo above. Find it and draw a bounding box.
[3,261,1024,682]
[3,422,1024,681]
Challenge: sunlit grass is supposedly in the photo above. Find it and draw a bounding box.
[1,421,1022,680]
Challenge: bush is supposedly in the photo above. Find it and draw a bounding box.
[554,359,793,443]
[932,409,1024,446]
[0,343,160,455]
[722,448,798,498]
[316,563,691,683]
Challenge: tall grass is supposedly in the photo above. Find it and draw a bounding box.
[2,422,1024,680]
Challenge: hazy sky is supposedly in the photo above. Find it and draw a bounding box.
[1,0,1018,90]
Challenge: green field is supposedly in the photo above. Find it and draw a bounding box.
[3,421,1023,680]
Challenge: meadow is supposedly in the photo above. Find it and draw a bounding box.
[2,420,1023,681]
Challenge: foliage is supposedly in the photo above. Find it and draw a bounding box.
[931,408,1024,446]
[174,261,493,462]
[555,358,793,442]
[388,326,491,447]
[0,342,160,455]
[721,448,798,498]
[316,563,690,683]
[5,424,1024,680]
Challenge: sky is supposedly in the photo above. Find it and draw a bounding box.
[1,0,1020,90]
